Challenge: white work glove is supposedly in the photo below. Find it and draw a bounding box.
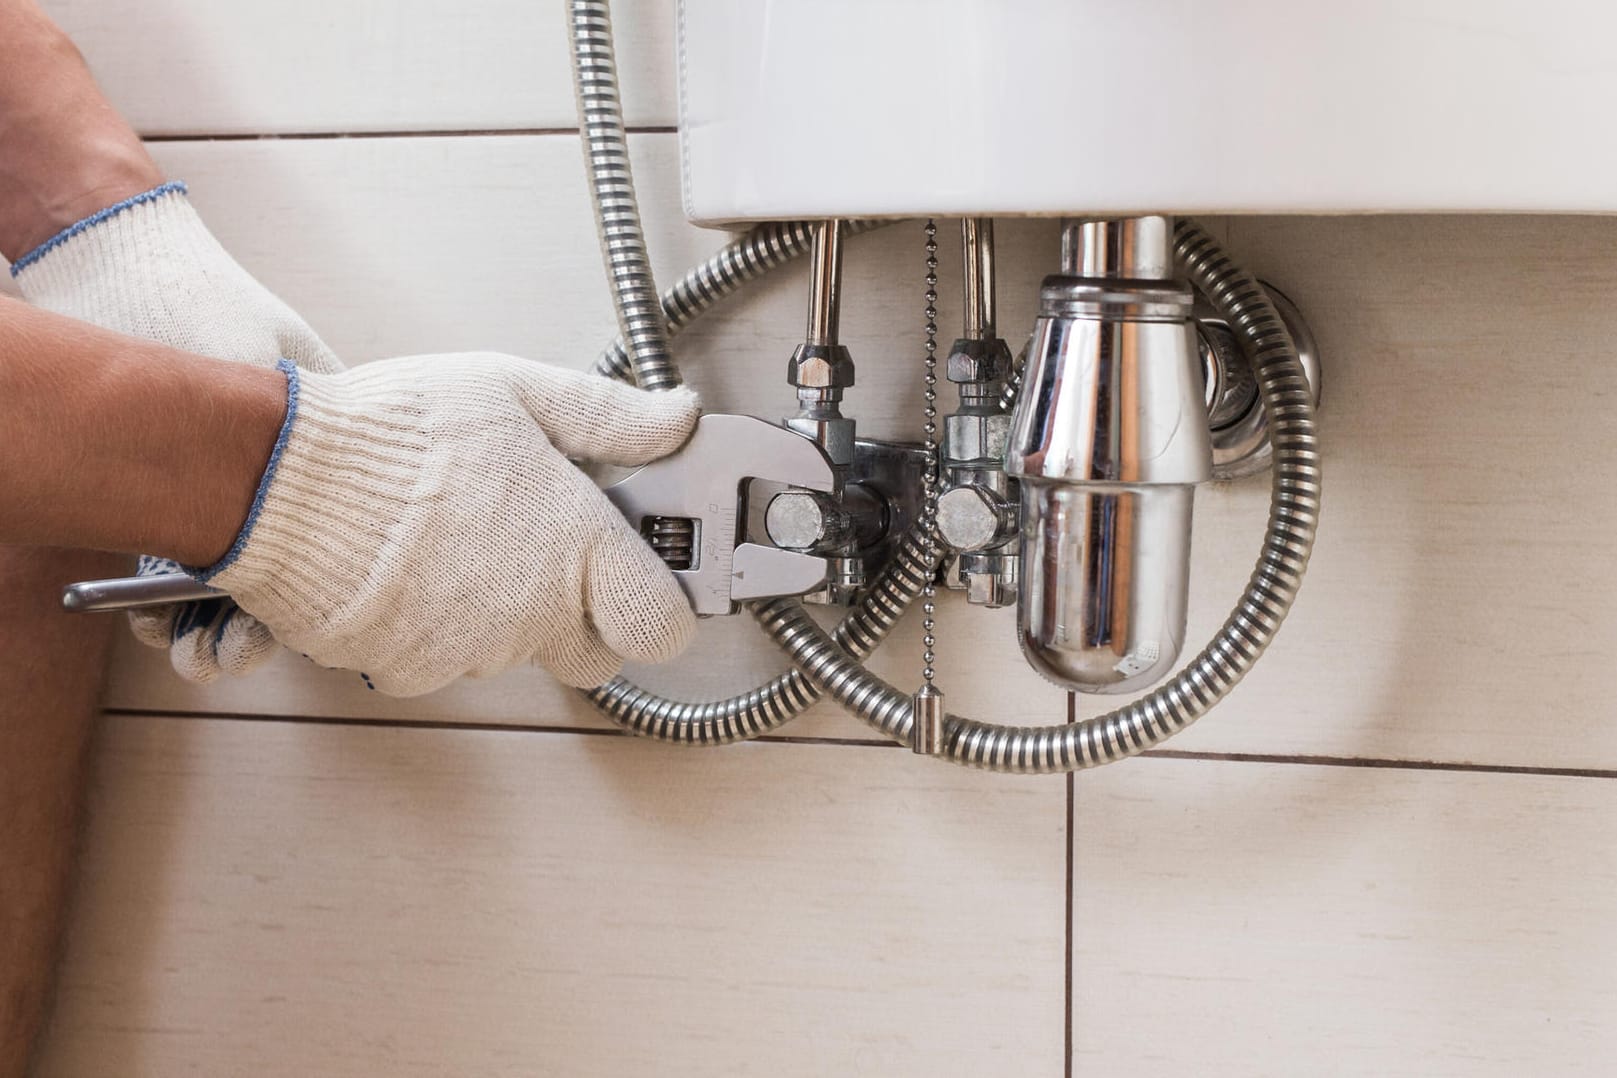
[11,181,342,681]
[197,354,700,696]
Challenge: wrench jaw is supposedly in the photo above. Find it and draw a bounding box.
[602,413,840,616]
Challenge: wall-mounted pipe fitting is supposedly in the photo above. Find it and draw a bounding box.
[941,218,1019,607]
[786,220,857,467]
[1006,217,1214,693]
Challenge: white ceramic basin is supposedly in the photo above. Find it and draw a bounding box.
[679,0,1617,224]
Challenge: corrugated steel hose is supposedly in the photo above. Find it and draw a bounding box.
[748,219,1322,771]
[571,6,1321,768]
[568,0,680,390]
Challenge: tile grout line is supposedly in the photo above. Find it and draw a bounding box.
[1140,747,1617,781]
[100,709,1617,779]
[142,125,678,143]
[99,707,904,748]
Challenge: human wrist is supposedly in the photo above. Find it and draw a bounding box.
[160,358,295,568]
[0,9,162,259]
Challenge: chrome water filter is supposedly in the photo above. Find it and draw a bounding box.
[1005,217,1213,693]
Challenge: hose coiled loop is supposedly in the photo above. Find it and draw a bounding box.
[586,525,940,744]
[569,0,680,390]
[747,219,1321,772]
[592,220,885,384]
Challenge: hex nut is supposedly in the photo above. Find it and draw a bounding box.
[943,410,1013,464]
[936,485,1011,552]
[945,337,1013,384]
[787,343,855,389]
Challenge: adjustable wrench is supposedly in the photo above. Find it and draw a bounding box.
[61,413,839,618]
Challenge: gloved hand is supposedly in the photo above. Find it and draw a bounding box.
[199,353,700,696]
[11,181,342,681]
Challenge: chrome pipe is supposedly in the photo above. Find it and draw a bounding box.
[961,217,995,340]
[1060,215,1174,279]
[749,218,1321,773]
[592,220,889,385]
[805,220,844,347]
[585,219,1317,766]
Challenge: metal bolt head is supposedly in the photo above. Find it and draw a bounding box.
[936,485,1004,552]
[945,337,1013,384]
[787,343,856,389]
[766,491,830,550]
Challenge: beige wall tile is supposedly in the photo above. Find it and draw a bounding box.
[38,716,1067,1077]
[40,0,680,134]
[1072,757,1617,1075]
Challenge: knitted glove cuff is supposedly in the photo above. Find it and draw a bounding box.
[202,365,422,624]
[11,181,195,298]
[11,181,345,376]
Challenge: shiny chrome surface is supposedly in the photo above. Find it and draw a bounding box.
[787,220,857,467]
[748,218,1320,772]
[1017,485,1193,692]
[61,574,222,613]
[1006,216,1212,693]
[944,218,1019,604]
[584,221,927,747]
[1006,297,1211,486]
[805,219,843,347]
[956,551,1017,608]
[961,217,996,340]
[1061,215,1174,278]
[602,413,836,615]
[579,11,1321,765]
[591,220,891,384]
[911,683,946,756]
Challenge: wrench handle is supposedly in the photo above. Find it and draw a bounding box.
[62,574,225,613]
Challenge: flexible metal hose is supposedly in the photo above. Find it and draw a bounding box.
[587,524,938,743]
[568,0,680,390]
[745,219,1322,772]
[591,220,886,384]
[568,7,1316,763]
[581,221,915,743]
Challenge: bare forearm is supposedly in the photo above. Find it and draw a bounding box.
[0,297,287,565]
[0,0,161,259]
[0,544,121,1078]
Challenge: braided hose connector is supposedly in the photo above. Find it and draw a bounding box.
[568,0,679,390]
[592,220,887,385]
[586,525,939,744]
[749,219,1321,773]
